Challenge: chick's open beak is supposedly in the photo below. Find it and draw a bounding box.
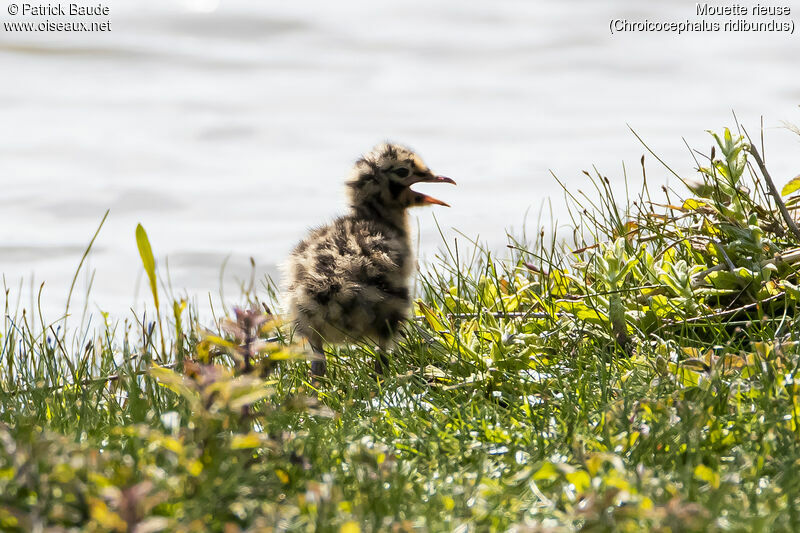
[407,174,456,207]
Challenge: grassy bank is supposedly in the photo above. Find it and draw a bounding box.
[3,126,800,531]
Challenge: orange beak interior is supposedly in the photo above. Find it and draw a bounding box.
[409,175,456,207]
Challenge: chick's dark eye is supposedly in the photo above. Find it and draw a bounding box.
[392,168,410,178]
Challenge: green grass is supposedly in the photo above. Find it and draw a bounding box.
[3,126,800,531]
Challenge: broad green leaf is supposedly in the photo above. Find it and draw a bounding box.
[575,308,610,326]
[585,455,604,477]
[422,364,451,383]
[694,464,720,488]
[416,300,447,332]
[549,269,571,297]
[705,270,745,290]
[682,358,710,373]
[565,470,591,493]
[682,198,709,211]
[202,335,238,350]
[340,522,361,533]
[532,461,559,481]
[150,366,202,411]
[88,497,127,531]
[231,432,263,449]
[556,301,611,327]
[186,459,203,476]
[780,280,800,301]
[781,175,800,196]
[611,257,639,285]
[154,436,185,455]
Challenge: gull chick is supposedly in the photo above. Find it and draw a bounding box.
[286,143,455,375]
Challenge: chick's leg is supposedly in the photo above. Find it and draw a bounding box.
[374,342,390,375]
[310,342,327,377]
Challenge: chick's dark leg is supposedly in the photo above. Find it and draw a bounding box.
[310,342,327,377]
[373,318,403,375]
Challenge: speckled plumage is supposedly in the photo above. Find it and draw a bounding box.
[285,143,454,375]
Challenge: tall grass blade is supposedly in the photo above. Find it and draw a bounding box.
[64,209,109,331]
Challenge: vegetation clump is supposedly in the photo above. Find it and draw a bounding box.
[2,127,800,531]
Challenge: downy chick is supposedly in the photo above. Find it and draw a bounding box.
[286,143,455,375]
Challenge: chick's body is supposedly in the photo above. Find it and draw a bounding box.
[286,143,454,375]
[288,215,412,348]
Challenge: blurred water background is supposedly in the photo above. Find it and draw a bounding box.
[0,0,798,319]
